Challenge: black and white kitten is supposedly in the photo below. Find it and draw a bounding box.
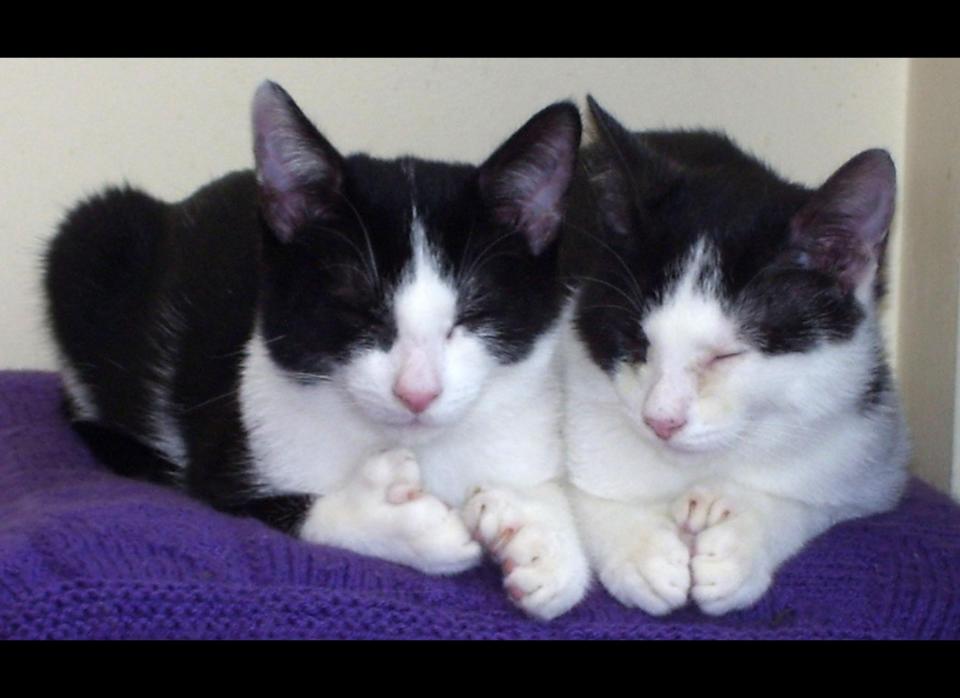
[560,97,909,615]
[44,82,591,619]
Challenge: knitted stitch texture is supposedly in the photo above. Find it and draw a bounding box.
[1,371,958,639]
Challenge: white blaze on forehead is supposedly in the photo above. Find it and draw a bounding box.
[642,238,737,359]
[393,209,457,340]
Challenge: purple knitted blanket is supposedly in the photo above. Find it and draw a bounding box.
[1,371,958,639]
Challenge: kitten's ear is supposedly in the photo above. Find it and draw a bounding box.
[790,149,896,292]
[478,102,582,256]
[252,81,345,242]
[585,96,635,236]
[584,96,676,237]
[586,95,636,162]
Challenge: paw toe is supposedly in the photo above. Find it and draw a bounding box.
[361,447,421,492]
[385,481,422,505]
[462,489,522,546]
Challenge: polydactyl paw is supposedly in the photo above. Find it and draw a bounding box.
[670,487,771,615]
[462,486,589,620]
[354,448,482,575]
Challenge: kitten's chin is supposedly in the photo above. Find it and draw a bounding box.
[380,414,455,446]
[360,407,456,444]
[635,423,739,458]
[658,437,722,455]
[344,389,467,444]
[620,407,743,457]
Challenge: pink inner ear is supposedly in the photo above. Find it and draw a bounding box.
[259,182,324,242]
[790,149,896,289]
[251,82,341,241]
[256,134,303,195]
[480,103,581,256]
[496,143,575,255]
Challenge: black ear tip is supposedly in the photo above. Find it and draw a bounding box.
[554,100,582,120]
[585,94,612,122]
[253,80,296,113]
[584,96,628,142]
[514,102,581,155]
[537,101,582,134]
[254,80,283,99]
[253,81,280,114]
[855,147,893,163]
[840,148,897,190]
[861,148,895,172]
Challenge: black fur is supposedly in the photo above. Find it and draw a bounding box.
[562,96,893,375]
[44,84,581,534]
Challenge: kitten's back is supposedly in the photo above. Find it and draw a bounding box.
[559,129,780,287]
[44,171,262,475]
[45,185,171,431]
[637,129,764,172]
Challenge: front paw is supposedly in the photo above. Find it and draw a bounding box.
[357,448,482,575]
[462,487,589,621]
[688,508,771,615]
[597,523,691,616]
[670,486,735,536]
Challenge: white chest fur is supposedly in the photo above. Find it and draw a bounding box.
[240,327,564,506]
[561,306,908,513]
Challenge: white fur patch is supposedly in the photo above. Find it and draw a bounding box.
[613,239,745,453]
[341,210,493,431]
[242,207,568,503]
[142,299,188,469]
[59,357,99,421]
[239,197,586,615]
[562,235,909,615]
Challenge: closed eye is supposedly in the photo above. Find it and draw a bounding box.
[707,350,745,367]
[448,310,483,339]
[455,308,487,328]
[332,301,380,327]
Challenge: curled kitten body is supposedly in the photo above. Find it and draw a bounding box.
[561,98,908,615]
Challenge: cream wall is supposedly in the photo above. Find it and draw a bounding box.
[18,57,956,488]
[0,58,908,372]
[898,59,960,497]
[27,58,960,488]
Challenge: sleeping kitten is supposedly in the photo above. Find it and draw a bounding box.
[44,82,590,620]
[560,97,909,616]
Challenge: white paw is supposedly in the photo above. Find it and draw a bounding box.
[598,522,691,616]
[688,509,771,615]
[353,448,482,575]
[358,447,429,504]
[670,486,734,536]
[462,487,589,621]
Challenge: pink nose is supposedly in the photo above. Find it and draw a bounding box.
[643,415,686,441]
[394,386,441,414]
